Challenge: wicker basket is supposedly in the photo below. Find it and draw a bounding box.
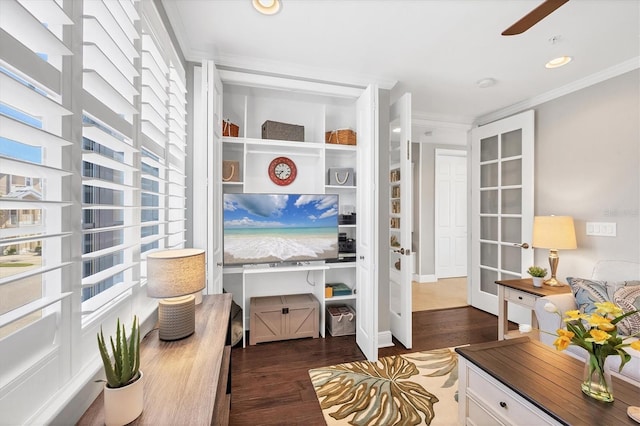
[326,129,356,145]
[222,119,239,137]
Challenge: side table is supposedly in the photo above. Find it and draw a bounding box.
[495,278,570,340]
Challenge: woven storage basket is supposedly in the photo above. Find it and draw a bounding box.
[325,129,356,145]
[222,119,239,137]
[326,305,356,336]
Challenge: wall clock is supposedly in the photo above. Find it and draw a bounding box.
[268,156,297,186]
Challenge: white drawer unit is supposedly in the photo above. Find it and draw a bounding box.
[504,288,537,308]
[458,357,560,426]
[456,337,639,426]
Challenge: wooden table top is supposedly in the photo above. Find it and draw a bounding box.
[496,278,572,297]
[78,293,232,425]
[456,337,640,425]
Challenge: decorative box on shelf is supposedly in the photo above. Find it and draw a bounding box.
[222,160,240,182]
[261,120,304,142]
[328,167,355,186]
[325,129,356,145]
[222,119,239,137]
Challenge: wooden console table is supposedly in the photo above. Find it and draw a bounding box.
[78,293,232,425]
[457,337,640,425]
[495,278,570,340]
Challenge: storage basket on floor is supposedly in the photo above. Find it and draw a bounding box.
[249,293,319,345]
[326,305,356,336]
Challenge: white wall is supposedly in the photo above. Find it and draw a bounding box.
[533,69,640,278]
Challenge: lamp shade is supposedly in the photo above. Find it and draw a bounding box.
[532,216,577,250]
[147,248,205,298]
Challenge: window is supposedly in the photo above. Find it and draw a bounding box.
[0,1,188,423]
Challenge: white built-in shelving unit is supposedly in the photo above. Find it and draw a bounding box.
[217,82,364,344]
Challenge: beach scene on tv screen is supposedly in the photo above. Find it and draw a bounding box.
[223,193,339,265]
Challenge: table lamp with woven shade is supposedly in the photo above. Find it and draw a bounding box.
[532,216,577,286]
[147,248,205,340]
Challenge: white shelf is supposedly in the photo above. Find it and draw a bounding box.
[326,294,356,302]
[242,264,329,274]
[326,185,356,191]
[326,262,356,269]
[325,144,357,152]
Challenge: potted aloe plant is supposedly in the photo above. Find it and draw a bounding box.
[527,265,547,287]
[97,316,143,426]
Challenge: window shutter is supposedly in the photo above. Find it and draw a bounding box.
[80,0,139,317]
[0,0,73,338]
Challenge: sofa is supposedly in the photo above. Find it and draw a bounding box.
[533,260,640,384]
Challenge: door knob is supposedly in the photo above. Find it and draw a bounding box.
[513,242,529,249]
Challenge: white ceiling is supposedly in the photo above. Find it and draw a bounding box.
[162,0,640,125]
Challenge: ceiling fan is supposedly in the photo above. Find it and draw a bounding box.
[502,0,569,36]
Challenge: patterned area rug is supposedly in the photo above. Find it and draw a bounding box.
[309,347,460,426]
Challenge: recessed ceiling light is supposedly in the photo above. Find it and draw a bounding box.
[392,127,401,133]
[545,56,572,69]
[476,78,497,89]
[253,0,281,15]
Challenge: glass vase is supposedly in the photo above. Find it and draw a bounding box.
[581,354,613,402]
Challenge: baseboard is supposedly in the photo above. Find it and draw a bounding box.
[378,330,394,348]
[413,274,437,283]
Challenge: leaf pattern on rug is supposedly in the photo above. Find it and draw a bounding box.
[404,348,458,389]
[309,355,438,426]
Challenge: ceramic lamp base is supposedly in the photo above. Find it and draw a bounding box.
[158,295,196,340]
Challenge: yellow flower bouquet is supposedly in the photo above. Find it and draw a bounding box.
[544,301,640,402]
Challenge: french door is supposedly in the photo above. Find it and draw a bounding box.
[200,60,224,294]
[470,110,534,324]
[356,85,379,361]
[388,93,412,349]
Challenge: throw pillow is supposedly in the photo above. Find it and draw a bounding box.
[567,277,610,314]
[613,285,640,336]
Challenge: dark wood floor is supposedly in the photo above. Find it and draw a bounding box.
[229,306,504,425]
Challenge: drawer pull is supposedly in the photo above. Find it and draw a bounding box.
[499,401,507,408]
[518,296,523,300]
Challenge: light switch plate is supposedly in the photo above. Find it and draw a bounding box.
[586,222,617,237]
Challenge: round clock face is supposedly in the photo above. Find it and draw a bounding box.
[268,157,297,186]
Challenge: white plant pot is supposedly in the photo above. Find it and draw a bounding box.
[104,371,144,426]
[532,277,544,288]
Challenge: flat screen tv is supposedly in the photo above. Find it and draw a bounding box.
[223,193,339,266]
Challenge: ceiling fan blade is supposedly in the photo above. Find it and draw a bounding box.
[502,0,569,36]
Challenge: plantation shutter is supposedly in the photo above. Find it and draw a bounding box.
[167,64,187,248]
[0,0,73,340]
[140,24,169,259]
[80,0,140,317]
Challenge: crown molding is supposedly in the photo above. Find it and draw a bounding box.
[412,113,473,130]
[213,52,398,91]
[474,57,640,127]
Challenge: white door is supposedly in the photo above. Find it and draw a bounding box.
[356,85,379,361]
[435,150,467,278]
[202,60,224,294]
[470,110,534,323]
[388,93,412,349]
